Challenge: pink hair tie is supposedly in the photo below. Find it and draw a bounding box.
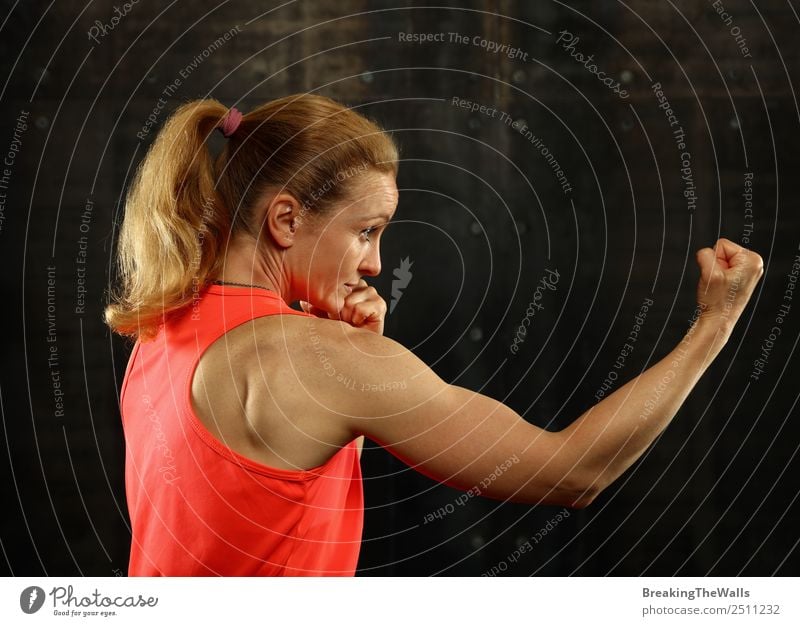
[218,106,242,138]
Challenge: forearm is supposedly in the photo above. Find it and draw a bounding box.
[561,316,730,495]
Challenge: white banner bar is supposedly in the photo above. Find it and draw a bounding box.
[2,577,797,625]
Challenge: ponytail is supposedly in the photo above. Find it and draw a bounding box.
[105,99,231,341]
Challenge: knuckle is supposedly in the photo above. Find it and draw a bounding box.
[748,252,764,270]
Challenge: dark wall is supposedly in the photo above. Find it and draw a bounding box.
[1,0,798,576]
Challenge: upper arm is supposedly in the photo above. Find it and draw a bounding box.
[300,320,594,507]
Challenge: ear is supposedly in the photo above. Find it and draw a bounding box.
[261,192,305,249]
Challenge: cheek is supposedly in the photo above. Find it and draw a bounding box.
[349,241,365,262]
[311,237,360,281]
[337,237,363,266]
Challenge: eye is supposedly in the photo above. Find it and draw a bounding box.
[360,226,377,242]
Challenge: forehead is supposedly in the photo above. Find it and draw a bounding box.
[348,170,398,217]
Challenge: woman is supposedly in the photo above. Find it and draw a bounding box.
[105,93,764,576]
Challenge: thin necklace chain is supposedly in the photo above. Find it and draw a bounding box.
[211,279,274,292]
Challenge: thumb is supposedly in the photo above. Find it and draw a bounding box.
[696,247,717,281]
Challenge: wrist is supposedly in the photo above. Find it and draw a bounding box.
[688,314,731,359]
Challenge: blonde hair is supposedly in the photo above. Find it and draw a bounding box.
[104,94,399,342]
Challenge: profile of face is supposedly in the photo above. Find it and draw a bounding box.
[270,170,399,316]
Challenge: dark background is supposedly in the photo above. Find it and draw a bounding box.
[1,0,798,576]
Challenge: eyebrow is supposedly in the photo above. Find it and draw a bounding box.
[361,211,394,222]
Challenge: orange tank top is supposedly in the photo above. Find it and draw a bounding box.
[119,284,364,576]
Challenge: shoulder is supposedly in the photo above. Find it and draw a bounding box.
[247,314,443,418]
[249,312,406,361]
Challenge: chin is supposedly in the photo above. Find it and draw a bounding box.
[313,290,342,317]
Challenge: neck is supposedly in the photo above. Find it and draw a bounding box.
[217,234,291,302]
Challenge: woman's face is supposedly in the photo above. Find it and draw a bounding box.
[292,170,399,316]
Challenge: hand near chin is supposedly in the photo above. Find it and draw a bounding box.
[300,279,386,335]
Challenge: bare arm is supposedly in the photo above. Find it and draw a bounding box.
[561,238,763,494]
[560,315,726,496]
[299,321,591,507]
[323,317,721,509]
[303,238,762,509]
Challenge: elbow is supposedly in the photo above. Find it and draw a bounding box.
[533,480,599,509]
[515,468,607,509]
[566,487,598,509]
[564,477,605,510]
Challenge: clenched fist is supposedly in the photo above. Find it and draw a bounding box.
[300,279,386,335]
[695,238,764,335]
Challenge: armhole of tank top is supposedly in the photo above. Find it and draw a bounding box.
[182,309,355,482]
[118,339,142,426]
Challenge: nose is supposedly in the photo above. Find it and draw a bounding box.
[359,241,382,277]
